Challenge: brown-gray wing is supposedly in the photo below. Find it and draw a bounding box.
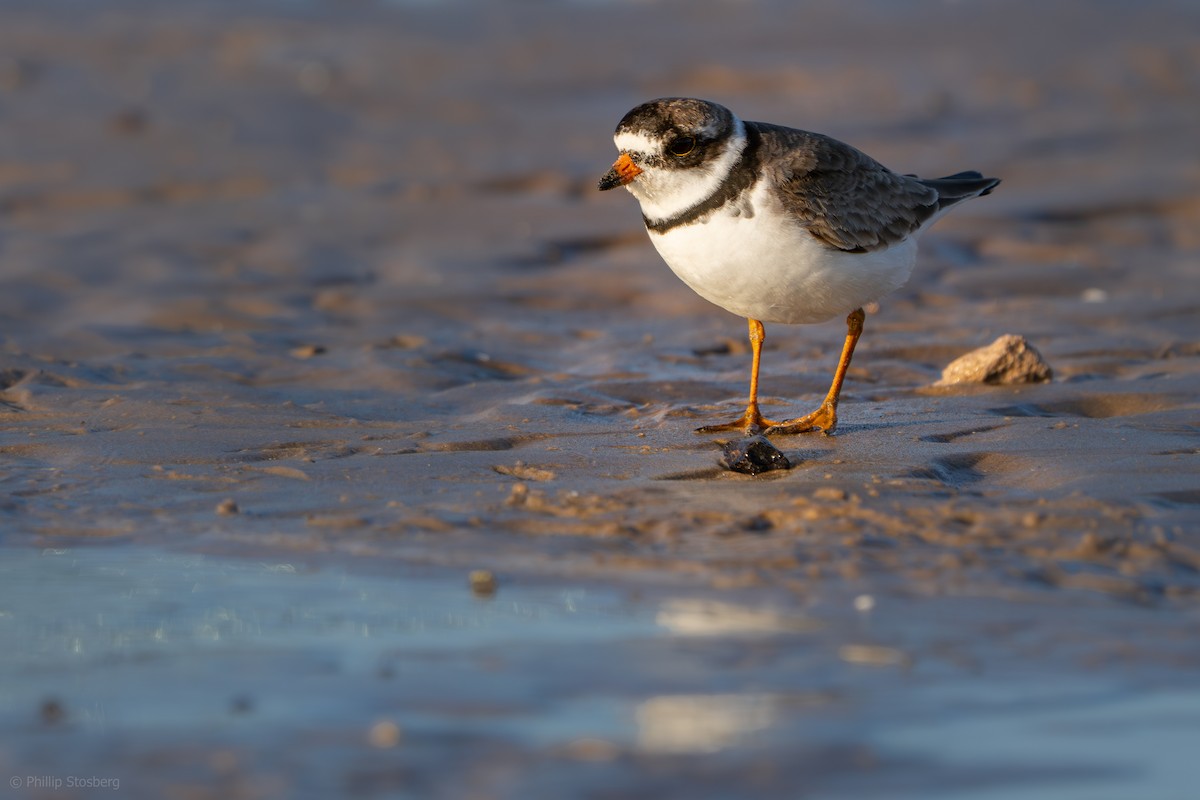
[751,121,940,253]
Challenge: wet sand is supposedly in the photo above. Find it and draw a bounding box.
[1,0,1199,797]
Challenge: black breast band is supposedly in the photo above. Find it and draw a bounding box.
[643,126,762,235]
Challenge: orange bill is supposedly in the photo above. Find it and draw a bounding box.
[597,153,643,190]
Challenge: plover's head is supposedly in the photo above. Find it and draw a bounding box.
[598,98,747,223]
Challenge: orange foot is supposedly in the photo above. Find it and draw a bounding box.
[695,407,779,436]
[764,401,838,436]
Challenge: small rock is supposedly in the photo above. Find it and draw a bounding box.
[367,719,403,749]
[40,697,66,725]
[743,513,774,532]
[216,498,239,516]
[1073,531,1109,558]
[505,483,529,506]
[853,594,876,613]
[720,435,791,475]
[936,335,1052,386]
[377,333,427,350]
[838,644,908,667]
[289,344,326,359]
[469,569,498,597]
[493,462,556,482]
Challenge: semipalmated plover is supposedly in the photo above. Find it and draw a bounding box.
[599,97,999,436]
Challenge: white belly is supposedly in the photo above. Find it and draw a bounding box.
[647,185,918,325]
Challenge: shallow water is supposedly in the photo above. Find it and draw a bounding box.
[2,546,1198,799]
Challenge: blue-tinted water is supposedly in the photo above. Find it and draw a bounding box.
[1,545,1196,799]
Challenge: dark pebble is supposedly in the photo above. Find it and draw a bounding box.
[40,697,66,725]
[720,436,791,475]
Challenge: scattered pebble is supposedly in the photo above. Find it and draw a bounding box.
[853,594,876,613]
[257,465,310,481]
[935,334,1053,386]
[367,719,403,749]
[40,697,66,725]
[720,435,791,475]
[469,569,498,597]
[377,333,427,350]
[838,644,908,667]
[1073,531,1108,558]
[289,344,327,359]
[812,486,847,502]
[743,513,774,532]
[505,482,529,506]
[493,461,557,481]
[216,498,239,516]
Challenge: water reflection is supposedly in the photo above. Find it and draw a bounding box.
[655,598,819,636]
[636,693,778,754]
[1,546,1193,800]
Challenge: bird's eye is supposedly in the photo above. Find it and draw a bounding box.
[668,135,696,157]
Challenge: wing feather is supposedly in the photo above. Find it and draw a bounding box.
[752,122,940,253]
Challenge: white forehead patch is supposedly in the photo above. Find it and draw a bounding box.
[614,130,660,155]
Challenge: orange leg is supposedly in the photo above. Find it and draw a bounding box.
[766,307,865,436]
[696,318,780,435]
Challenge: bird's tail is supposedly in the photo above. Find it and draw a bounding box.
[920,171,1001,211]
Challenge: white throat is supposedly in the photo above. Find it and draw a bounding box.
[617,117,747,223]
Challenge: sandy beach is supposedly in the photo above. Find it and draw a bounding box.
[1,0,1198,797]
